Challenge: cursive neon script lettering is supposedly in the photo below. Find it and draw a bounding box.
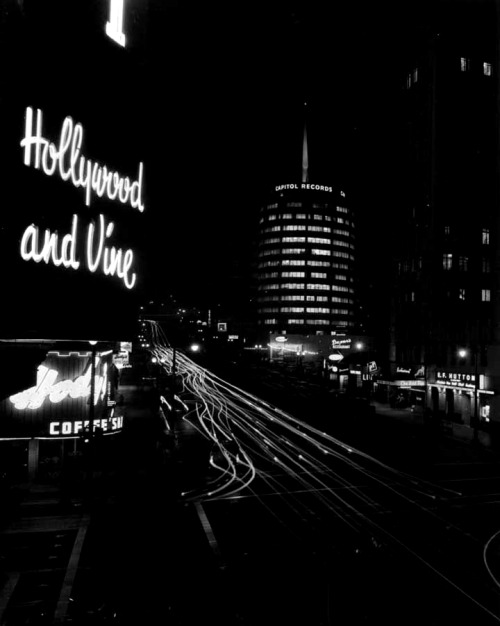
[20,107,145,212]
[20,214,137,289]
[10,359,108,411]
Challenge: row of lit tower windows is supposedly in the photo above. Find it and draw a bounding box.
[261,226,352,236]
[260,237,353,245]
[258,295,353,303]
[260,247,354,257]
[398,254,491,273]
[257,284,354,292]
[265,203,350,214]
[258,307,351,314]
[261,319,350,326]
[258,272,350,280]
[258,260,349,268]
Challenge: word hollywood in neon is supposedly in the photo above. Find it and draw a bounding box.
[9,358,108,411]
[21,107,145,212]
[20,214,137,289]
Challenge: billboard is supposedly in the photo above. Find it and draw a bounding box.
[0,349,121,438]
[0,2,150,341]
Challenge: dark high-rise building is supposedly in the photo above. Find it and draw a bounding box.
[385,1,500,435]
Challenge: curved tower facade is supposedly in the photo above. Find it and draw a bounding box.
[256,183,356,334]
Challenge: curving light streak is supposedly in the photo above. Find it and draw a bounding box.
[144,320,500,622]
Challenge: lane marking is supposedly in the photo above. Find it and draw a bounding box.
[194,502,226,570]
[0,572,20,623]
[52,517,90,624]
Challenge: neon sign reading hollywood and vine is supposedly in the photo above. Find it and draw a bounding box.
[18,107,143,289]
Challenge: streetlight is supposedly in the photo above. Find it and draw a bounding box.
[458,347,479,444]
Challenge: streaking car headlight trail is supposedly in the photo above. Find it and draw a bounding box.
[144,320,500,624]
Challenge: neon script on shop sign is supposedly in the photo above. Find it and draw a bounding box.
[21,107,145,212]
[20,214,137,289]
[9,359,108,411]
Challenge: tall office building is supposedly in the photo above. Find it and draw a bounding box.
[384,1,500,433]
[255,125,358,336]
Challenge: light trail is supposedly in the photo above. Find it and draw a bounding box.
[144,320,500,622]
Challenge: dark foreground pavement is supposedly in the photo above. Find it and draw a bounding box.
[2,365,500,624]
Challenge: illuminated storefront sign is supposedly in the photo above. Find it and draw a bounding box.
[331,338,351,349]
[275,336,287,343]
[275,183,333,193]
[396,367,411,374]
[436,371,476,389]
[9,358,108,410]
[49,415,123,436]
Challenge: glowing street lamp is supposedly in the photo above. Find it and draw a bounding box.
[457,347,479,443]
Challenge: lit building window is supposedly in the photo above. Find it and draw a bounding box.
[336,206,349,213]
[444,225,450,235]
[313,214,323,220]
[267,203,278,209]
[287,202,302,208]
[282,295,305,301]
[482,289,491,302]
[482,229,490,244]
[306,307,330,314]
[282,283,305,290]
[311,249,331,256]
[306,283,331,291]
[316,296,328,302]
[306,295,315,301]
[458,256,468,271]
[411,291,415,302]
[325,216,332,222]
[295,214,307,219]
[268,214,277,221]
[282,248,306,254]
[459,288,466,300]
[307,319,330,325]
[263,318,278,324]
[283,225,305,232]
[308,226,331,233]
[287,319,305,324]
[308,260,330,267]
[282,271,305,278]
[311,272,327,279]
[460,57,471,72]
[281,307,305,313]
[482,258,491,273]
[281,213,293,219]
[412,68,418,83]
[334,274,347,281]
[283,237,306,243]
[282,259,305,266]
[484,62,492,76]
[262,237,280,245]
[443,254,453,270]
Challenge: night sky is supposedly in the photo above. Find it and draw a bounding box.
[139,0,433,310]
[0,0,479,324]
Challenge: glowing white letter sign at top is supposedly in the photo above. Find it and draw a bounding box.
[9,358,108,411]
[106,0,126,47]
[20,107,144,212]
